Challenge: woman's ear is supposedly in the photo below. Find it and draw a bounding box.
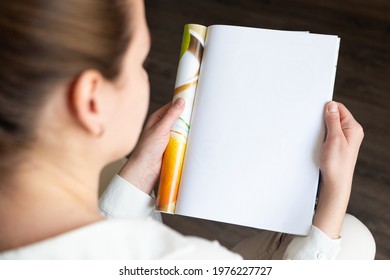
[69,69,106,136]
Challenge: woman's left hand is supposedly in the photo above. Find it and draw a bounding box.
[118,98,185,195]
[314,101,364,238]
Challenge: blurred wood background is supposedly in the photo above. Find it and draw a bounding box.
[143,0,390,259]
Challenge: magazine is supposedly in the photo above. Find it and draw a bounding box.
[156,24,340,235]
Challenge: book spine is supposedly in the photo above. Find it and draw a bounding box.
[156,24,207,213]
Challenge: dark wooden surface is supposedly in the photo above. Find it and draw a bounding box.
[144,0,390,259]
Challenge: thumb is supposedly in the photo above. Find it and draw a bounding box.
[324,101,342,139]
[154,98,185,134]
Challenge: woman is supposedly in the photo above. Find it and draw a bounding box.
[0,0,375,259]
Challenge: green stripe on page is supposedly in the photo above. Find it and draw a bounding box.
[179,117,190,129]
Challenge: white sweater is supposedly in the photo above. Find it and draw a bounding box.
[0,175,341,259]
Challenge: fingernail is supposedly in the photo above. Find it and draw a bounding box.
[328,101,338,113]
[175,98,184,109]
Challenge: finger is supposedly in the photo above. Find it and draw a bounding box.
[324,101,342,140]
[338,103,358,129]
[153,98,185,134]
[144,101,172,130]
[338,103,364,144]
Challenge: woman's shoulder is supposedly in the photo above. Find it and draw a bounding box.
[0,219,241,260]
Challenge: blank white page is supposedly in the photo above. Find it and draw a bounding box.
[175,25,340,235]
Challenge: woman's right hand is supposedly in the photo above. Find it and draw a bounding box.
[314,101,364,239]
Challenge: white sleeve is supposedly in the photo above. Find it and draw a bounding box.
[99,174,156,219]
[283,225,342,260]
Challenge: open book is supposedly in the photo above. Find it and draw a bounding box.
[156,24,340,235]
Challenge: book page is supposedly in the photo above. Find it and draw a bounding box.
[175,25,340,235]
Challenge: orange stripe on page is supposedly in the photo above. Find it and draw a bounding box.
[173,80,198,96]
[156,135,187,213]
